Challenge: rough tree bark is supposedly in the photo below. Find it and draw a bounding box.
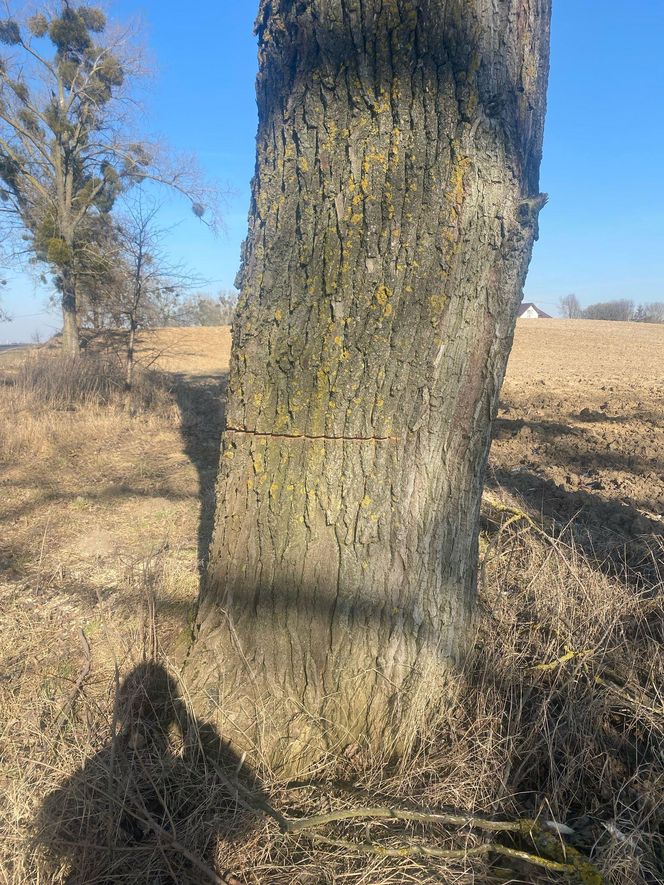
[190,0,551,772]
[61,275,81,357]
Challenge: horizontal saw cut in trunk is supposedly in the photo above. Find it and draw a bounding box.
[189,0,551,773]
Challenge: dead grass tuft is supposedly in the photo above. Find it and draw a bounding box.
[0,351,180,469]
[11,350,174,411]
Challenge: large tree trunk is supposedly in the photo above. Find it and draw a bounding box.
[190,0,551,773]
[61,275,80,357]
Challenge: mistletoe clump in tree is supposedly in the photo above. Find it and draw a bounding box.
[0,4,209,354]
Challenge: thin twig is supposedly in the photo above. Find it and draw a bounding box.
[207,772,604,880]
[286,804,530,834]
[54,629,91,733]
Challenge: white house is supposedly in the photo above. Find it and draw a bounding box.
[517,302,552,319]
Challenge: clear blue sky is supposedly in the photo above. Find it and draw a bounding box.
[2,0,663,341]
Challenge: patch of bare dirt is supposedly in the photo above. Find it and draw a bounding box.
[134,325,233,374]
[490,320,663,573]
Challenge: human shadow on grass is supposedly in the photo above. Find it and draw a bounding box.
[171,373,228,579]
[35,662,264,885]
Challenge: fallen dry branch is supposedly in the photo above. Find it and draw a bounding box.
[283,805,604,883]
[53,629,92,734]
[204,760,605,883]
[297,830,578,874]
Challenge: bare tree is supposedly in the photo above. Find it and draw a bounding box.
[105,194,199,389]
[583,299,634,321]
[189,0,552,773]
[634,302,664,324]
[0,3,215,355]
[177,289,238,326]
[558,293,582,318]
[141,285,183,328]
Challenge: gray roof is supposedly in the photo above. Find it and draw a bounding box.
[517,302,552,318]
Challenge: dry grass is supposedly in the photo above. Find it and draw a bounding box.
[0,333,662,884]
[133,325,233,375]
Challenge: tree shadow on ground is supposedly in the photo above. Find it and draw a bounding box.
[171,372,228,578]
[0,482,199,525]
[492,416,583,441]
[487,465,663,586]
[34,661,264,884]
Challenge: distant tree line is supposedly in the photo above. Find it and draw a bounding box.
[558,294,664,323]
[174,290,238,327]
[132,287,238,329]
